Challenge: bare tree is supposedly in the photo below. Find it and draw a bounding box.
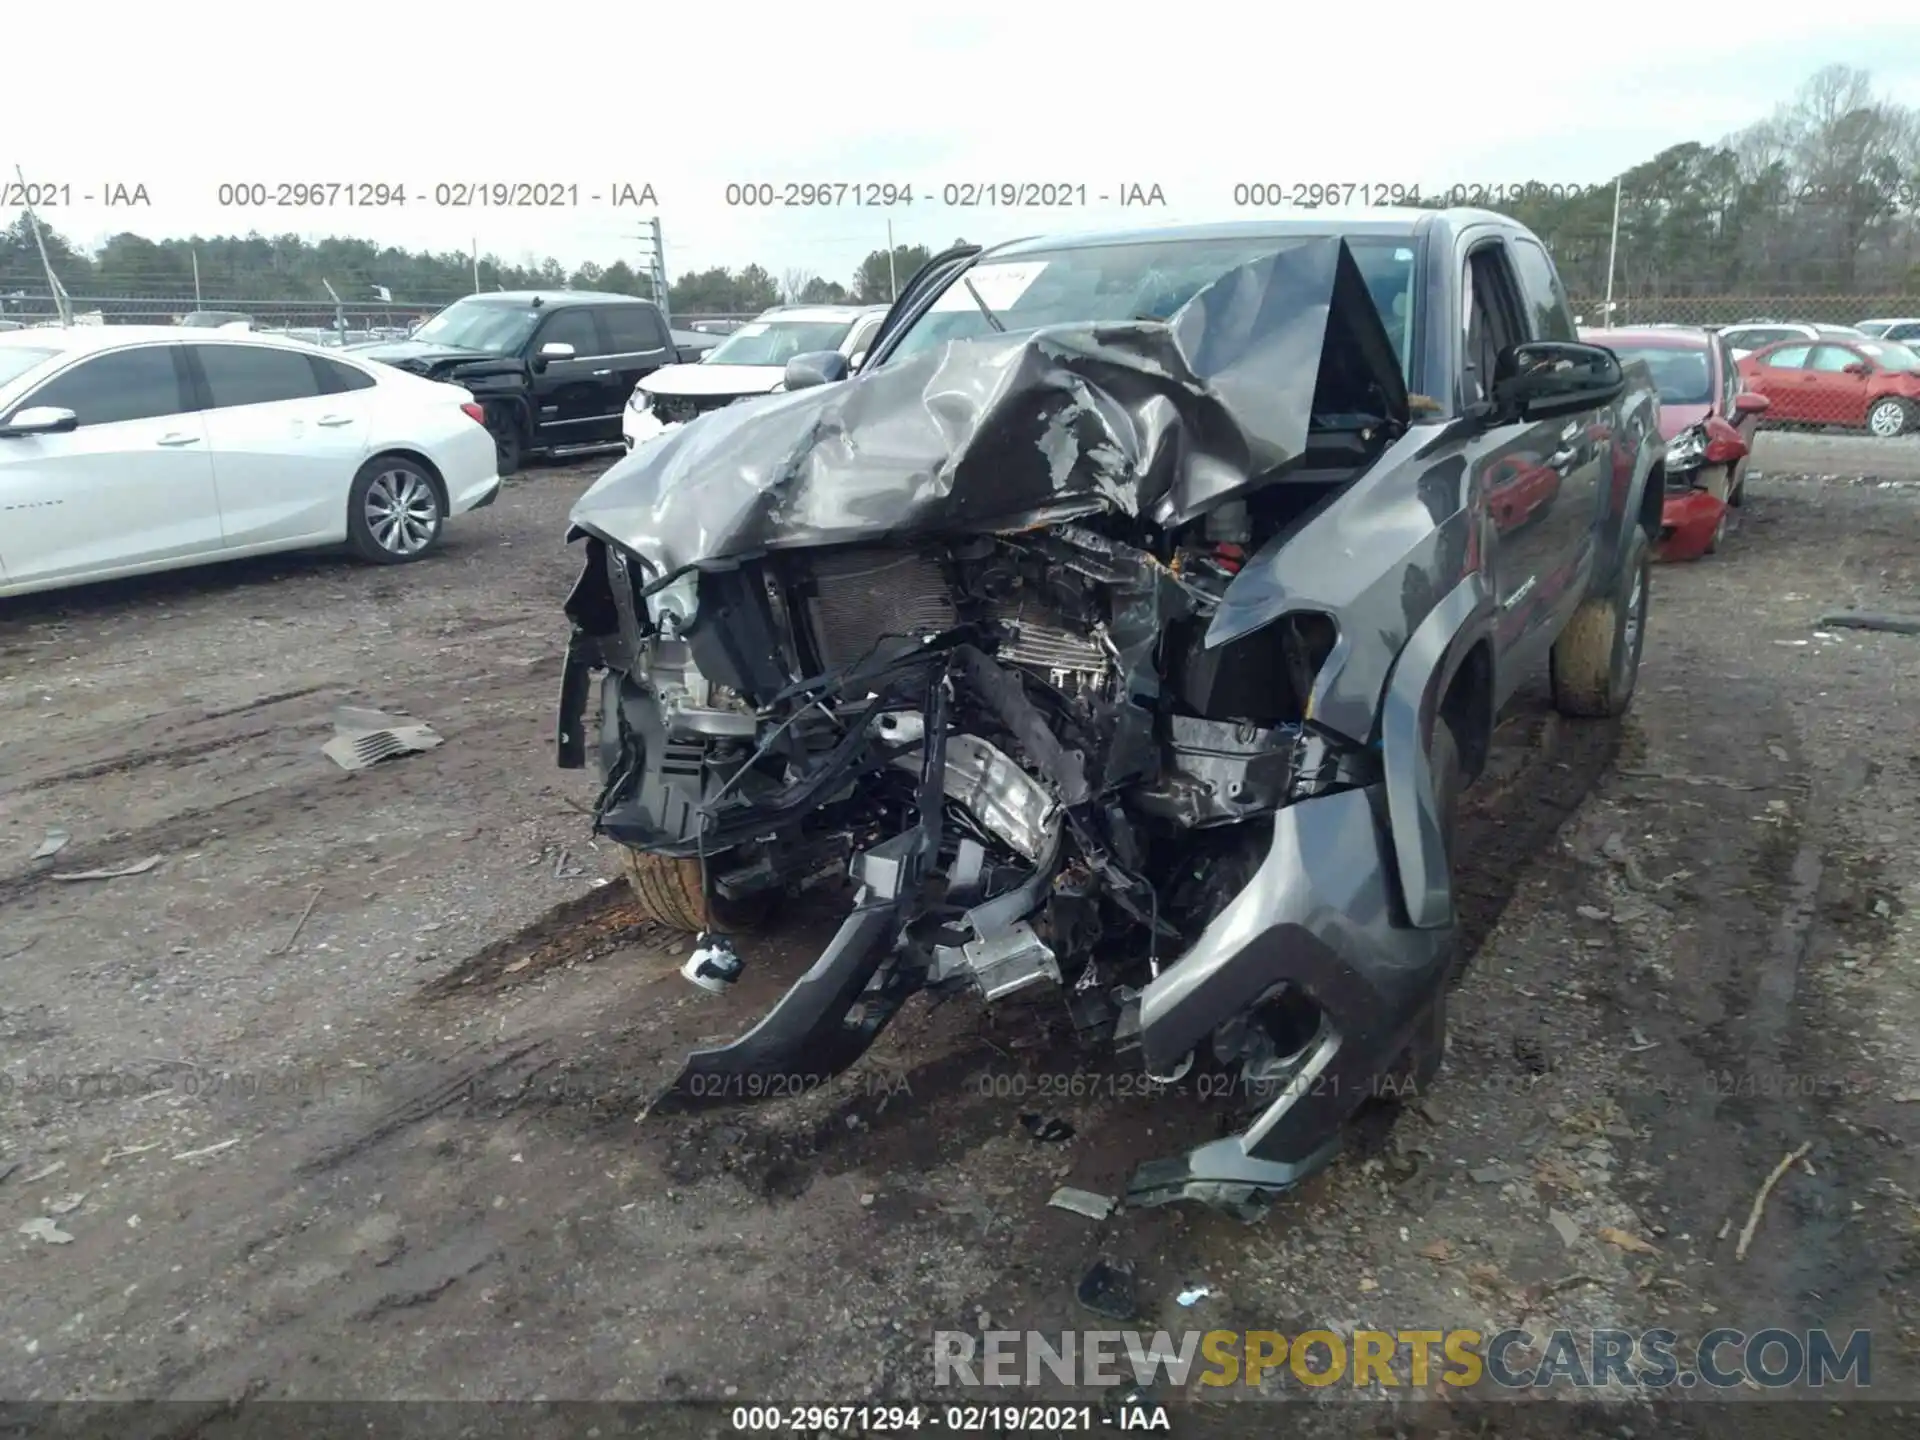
[780,267,816,304]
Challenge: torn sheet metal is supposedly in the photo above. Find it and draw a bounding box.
[322,707,444,772]
[568,238,1408,580]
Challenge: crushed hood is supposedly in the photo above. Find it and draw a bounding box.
[641,363,784,398]
[569,236,1408,577]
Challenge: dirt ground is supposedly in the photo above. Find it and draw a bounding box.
[3,436,1918,1437]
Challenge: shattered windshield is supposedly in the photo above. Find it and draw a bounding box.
[704,319,855,366]
[886,234,1421,382]
[411,300,541,355]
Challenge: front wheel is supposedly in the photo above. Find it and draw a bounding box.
[486,404,525,475]
[618,847,778,935]
[346,457,444,564]
[1550,531,1650,719]
[1866,397,1914,438]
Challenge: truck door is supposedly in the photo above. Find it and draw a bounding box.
[1508,234,1603,629]
[1458,238,1577,702]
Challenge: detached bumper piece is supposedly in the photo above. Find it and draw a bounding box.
[1124,784,1452,1218]
[648,672,951,1114]
[1657,486,1724,563]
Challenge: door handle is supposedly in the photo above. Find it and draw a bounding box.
[316,415,355,427]
[592,369,613,377]
[156,433,201,446]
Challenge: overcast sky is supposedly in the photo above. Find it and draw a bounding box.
[11,2,1920,287]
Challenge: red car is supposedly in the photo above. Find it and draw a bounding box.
[1737,336,1920,438]
[1582,326,1768,561]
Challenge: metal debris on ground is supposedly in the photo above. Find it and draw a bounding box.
[30,828,70,860]
[321,706,444,772]
[171,1138,242,1163]
[1735,1141,1813,1260]
[1019,1113,1075,1143]
[1816,611,1920,636]
[46,1193,86,1216]
[19,1217,74,1245]
[1075,1259,1137,1320]
[1176,1285,1212,1306]
[1548,1208,1582,1247]
[51,855,162,882]
[1049,1186,1116,1220]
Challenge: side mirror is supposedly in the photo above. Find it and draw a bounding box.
[848,350,867,370]
[1843,361,1872,376]
[782,350,850,392]
[0,405,79,437]
[538,342,576,359]
[1490,341,1625,423]
[1734,390,1770,415]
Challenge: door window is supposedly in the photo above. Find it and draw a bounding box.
[535,309,603,356]
[1508,238,1577,342]
[600,305,667,354]
[22,346,188,426]
[1462,244,1525,405]
[1809,345,1863,373]
[197,344,325,407]
[1762,345,1811,370]
[313,355,377,392]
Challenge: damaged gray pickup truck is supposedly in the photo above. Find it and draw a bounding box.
[555,211,1665,1216]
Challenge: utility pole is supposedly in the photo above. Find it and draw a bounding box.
[629,217,670,322]
[471,238,482,296]
[886,219,898,301]
[1602,174,1623,329]
[191,250,203,308]
[16,164,71,327]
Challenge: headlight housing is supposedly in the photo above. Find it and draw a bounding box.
[1664,424,1706,472]
[645,571,700,638]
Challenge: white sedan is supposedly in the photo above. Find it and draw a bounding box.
[0,327,500,599]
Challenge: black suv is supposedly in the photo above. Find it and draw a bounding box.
[349,291,678,473]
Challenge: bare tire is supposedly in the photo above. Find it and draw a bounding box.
[486,405,525,475]
[618,847,776,934]
[1866,397,1913,438]
[346,457,443,564]
[1550,532,1650,719]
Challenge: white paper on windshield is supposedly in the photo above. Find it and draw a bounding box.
[733,321,770,336]
[930,261,1050,314]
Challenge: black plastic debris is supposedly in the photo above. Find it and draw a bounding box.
[1076,1259,1137,1321]
[1817,610,1920,636]
[1020,1112,1075,1143]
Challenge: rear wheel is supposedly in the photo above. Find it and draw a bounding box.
[618,847,778,934]
[1550,531,1650,719]
[346,457,443,564]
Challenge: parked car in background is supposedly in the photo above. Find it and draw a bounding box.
[348,292,678,474]
[622,304,889,449]
[1716,320,1866,359]
[0,327,499,598]
[559,210,1664,1217]
[1737,336,1920,437]
[1856,317,1920,342]
[178,310,255,330]
[1584,325,1768,560]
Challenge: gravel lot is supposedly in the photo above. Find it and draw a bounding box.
[2,441,1918,1436]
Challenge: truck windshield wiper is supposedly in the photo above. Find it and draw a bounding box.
[961,276,1005,332]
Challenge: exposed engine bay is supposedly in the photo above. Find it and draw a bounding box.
[556,235,1483,1216]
